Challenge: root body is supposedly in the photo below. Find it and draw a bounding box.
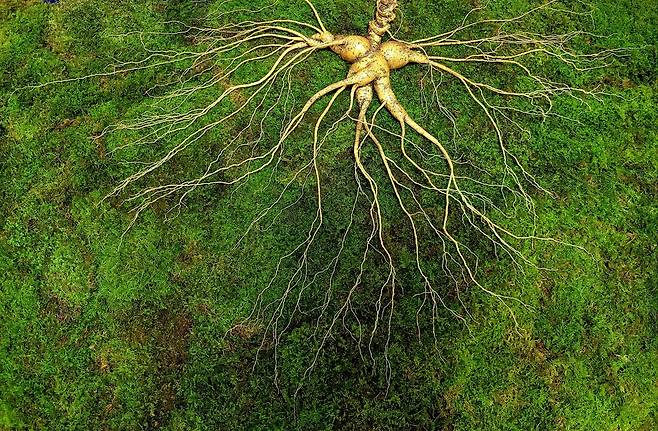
[69,0,623,388]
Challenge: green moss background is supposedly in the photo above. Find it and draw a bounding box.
[1,0,656,429]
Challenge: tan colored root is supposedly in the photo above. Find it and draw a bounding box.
[28,0,624,389]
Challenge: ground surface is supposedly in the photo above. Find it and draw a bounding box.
[1,0,657,430]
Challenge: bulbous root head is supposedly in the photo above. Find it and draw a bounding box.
[59,0,622,389]
[314,32,426,70]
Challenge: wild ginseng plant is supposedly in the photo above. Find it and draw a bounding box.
[36,0,625,381]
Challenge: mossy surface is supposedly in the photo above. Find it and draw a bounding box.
[1,0,657,429]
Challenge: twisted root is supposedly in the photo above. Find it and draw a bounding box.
[30,0,627,389]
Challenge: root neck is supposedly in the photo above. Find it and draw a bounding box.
[368,0,398,45]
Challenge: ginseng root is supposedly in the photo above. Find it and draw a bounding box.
[32,0,626,387]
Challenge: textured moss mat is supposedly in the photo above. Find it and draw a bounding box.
[1,0,657,429]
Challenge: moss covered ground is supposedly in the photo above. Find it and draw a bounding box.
[1,0,657,429]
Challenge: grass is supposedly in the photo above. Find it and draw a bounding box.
[1,0,657,429]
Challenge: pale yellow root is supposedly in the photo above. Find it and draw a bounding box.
[34,0,617,387]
